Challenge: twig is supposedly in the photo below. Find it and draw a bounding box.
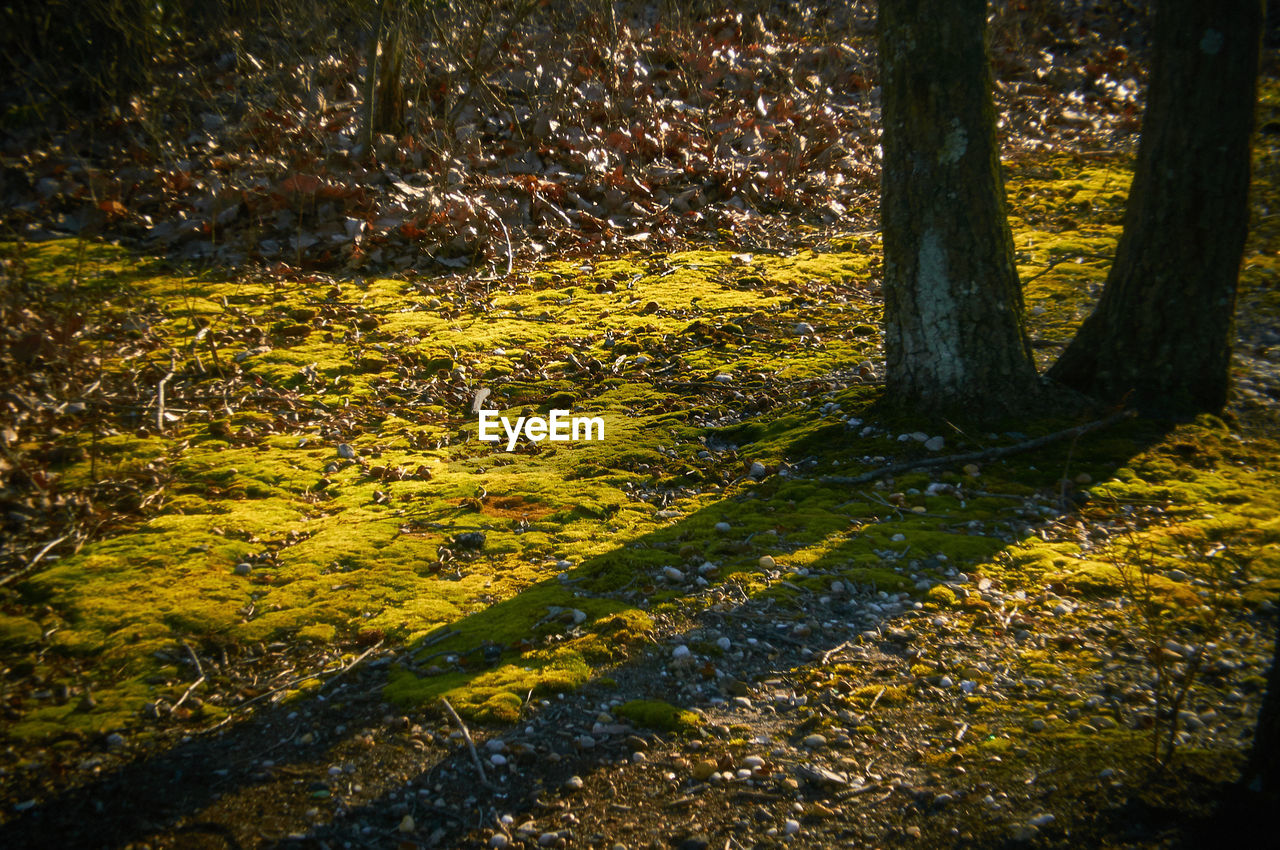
[0,534,70,588]
[234,641,382,711]
[172,641,206,711]
[156,369,175,433]
[441,696,495,788]
[819,410,1134,486]
[821,640,852,665]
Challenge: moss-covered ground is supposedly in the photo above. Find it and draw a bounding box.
[2,145,1278,755]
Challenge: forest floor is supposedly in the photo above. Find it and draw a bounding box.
[3,4,1280,849]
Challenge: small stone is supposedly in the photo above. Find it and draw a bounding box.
[748,461,767,479]
[1029,719,1046,732]
[486,739,507,753]
[233,562,252,576]
[672,644,692,659]
[337,443,356,459]
[924,436,945,451]
[960,680,977,693]
[564,775,584,791]
[794,322,815,336]
[938,676,954,688]
[963,463,981,476]
[743,755,765,769]
[490,753,508,766]
[575,735,596,749]
[490,835,510,848]
[1028,813,1055,828]
[663,566,686,583]
[105,732,126,749]
[714,373,734,383]
[692,759,718,781]
[716,637,732,651]
[398,814,415,833]
[759,555,776,569]
[714,521,731,533]
[905,825,922,838]
[538,832,558,847]
[1099,767,1117,779]
[803,733,827,748]
[784,819,801,835]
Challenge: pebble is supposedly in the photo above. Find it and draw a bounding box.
[1099,768,1117,779]
[672,644,692,659]
[803,733,827,748]
[759,555,776,569]
[795,322,815,336]
[233,563,252,575]
[1028,813,1056,828]
[714,373,734,383]
[784,819,801,835]
[748,461,767,479]
[490,753,508,766]
[486,739,507,753]
[663,566,686,583]
[105,732,126,749]
[938,676,954,688]
[692,759,718,781]
[742,755,765,769]
[398,814,415,833]
[337,443,356,459]
[714,521,732,533]
[490,835,510,848]
[716,637,732,651]
[1029,719,1046,732]
[924,436,945,451]
[564,775,584,791]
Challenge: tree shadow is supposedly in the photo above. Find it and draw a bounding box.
[0,410,1178,849]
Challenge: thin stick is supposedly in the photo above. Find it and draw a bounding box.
[820,410,1134,486]
[0,534,69,588]
[235,641,382,711]
[172,641,206,711]
[441,696,495,788]
[820,640,852,665]
[156,370,175,433]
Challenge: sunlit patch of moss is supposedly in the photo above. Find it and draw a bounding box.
[614,699,702,732]
[848,685,909,707]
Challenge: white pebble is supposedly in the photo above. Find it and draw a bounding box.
[784,819,801,835]
[672,644,692,659]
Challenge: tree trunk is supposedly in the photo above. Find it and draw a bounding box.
[879,0,1040,416]
[1048,0,1262,416]
[1243,614,1280,794]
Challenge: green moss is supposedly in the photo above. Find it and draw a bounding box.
[615,699,703,732]
[924,585,958,607]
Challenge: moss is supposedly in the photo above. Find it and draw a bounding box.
[5,214,1280,746]
[848,685,910,707]
[924,585,958,607]
[614,699,702,732]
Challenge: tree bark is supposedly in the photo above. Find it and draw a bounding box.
[1048,0,1262,416]
[1242,613,1280,794]
[879,0,1040,417]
